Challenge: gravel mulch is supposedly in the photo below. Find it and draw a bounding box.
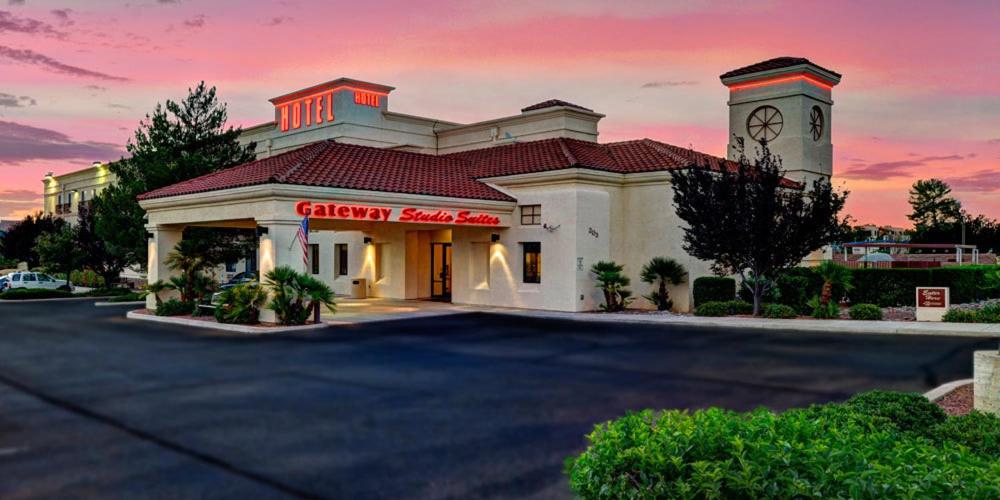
[935,383,973,416]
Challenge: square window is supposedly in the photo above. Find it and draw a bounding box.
[520,205,541,225]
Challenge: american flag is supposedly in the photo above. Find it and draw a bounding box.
[296,212,310,268]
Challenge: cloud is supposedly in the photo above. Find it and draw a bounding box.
[266,16,292,26]
[50,8,72,27]
[840,154,967,180]
[183,15,204,28]
[641,80,698,88]
[0,189,39,201]
[0,9,64,37]
[7,0,25,5]
[108,103,130,109]
[989,138,1000,145]
[84,84,107,92]
[0,93,35,107]
[157,0,180,3]
[946,170,1000,193]
[0,120,122,165]
[0,189,42,219]
[0,45,129,81]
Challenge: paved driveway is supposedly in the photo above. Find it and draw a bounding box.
[0,300,992,499]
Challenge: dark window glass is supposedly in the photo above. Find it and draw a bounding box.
[520,205,541,225]
[225,261,237,272]
[310,244,320,274]
[336,244,348,277]
[522,242,541,283]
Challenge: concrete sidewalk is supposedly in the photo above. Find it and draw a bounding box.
[481,308,1000,338]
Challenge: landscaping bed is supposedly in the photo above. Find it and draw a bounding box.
[935,382,974,416]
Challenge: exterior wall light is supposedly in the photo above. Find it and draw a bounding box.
[255,227,269,237]
[491,233,501,243]
[363,236,373,245]
[146,232,155,240]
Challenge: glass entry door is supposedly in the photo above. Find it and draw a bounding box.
[430,242,452,301]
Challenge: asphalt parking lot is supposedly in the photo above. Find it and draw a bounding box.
[0,300,992,499]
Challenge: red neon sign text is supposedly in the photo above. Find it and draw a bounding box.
[278,91,336,132]
[354,90,380,107]
[295,201,500,226]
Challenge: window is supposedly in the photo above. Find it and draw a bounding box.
[310,244,320,274]
[24,273,36,282]
[522,242,541,283]
[520,205,541,225]
[225,261,237,273]
[335,244,348,277]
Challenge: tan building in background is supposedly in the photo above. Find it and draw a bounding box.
[42,162,116,225]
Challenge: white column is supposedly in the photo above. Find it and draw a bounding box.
[256,218,309,323]
[145,224,184,309]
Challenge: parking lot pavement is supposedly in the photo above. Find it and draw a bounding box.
[0,300,992,499]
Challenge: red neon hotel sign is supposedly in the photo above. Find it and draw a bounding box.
[295,201,501,226]
[276,88,384,132]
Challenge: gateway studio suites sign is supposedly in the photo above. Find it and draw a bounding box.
[295,201,501,226]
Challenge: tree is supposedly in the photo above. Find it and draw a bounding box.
[814,260,852,311]
[36,225,81,287]
[640,257,687,311]
[670,141,849,315]
[76,202,130,288]
[0,213,66,267]
[264,266,336,325]
[164,239,214,303]
[908,179,962,230]
[591,261,633,312]
[94,82,256,269]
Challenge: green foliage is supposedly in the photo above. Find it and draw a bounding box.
[943,303,1000,323]
[640,257,686,311]
[69,269,105,288]
[934,411,1000,458]
[76,287,132,297]
[155,298,194,316]
[692,276,735,306]
[94,82,256,268]
[762,303,797,319]
[0,212,66,267]
[35,225,82,282]
[693,300,752,317]
[738,274,779,304]
[144,280,168,306]
[848,303,883,321]
[106,292,145,302]
[908,178,962,230]
[264,266,336,325]
[214,283,267,325]
[807,295,840,319]
[848,266,1000,307]
[814,260,852,306]
[774,274,811,313]
[0,288,73,300]
[844,390,946,434]
[565,403,1000,499]
[592,261,633,312]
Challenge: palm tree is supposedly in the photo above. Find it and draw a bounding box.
[263,266,336,325]
[296,274,336,323]
[640,257,687,311]
[164,239,212,303]
[591,261,632,312]
[264,266,299,324]
[143,279,168,307]
[816,260,853,306]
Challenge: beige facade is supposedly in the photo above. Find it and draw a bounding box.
[42,162,115,224]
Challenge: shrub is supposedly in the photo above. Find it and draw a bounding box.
[264,266,336,325]
[775,274,811,313]
[692,276,735,306]
[78,287,133,297]
[807,295,840,319]
[849,268,931,307]
[762,303,797,319]
[934,410,1000,458]
[155,298,194,316]
[592,261,633,312]
[640,257,686,311]
[723,300,753,315]
[565,406,1000,498]
[943,304,1000,323]
[849,303,883,320]
[106,292,144,302]
[214,284,268,325]
[738,274,779,304]
[844,390,946,434]
[70,269,105,288]
[694,301,729,317]
[0,288,73,300]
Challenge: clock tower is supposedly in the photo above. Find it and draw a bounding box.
[721,57,842,185]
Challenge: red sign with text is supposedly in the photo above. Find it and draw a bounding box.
[295,201,500,226]
[917,287,948,308]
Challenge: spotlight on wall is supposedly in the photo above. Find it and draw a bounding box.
[491,233,501,243]
[363,236,373,245]
[146,232,155,240]
[255,226,269,237]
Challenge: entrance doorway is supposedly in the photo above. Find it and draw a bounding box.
[430,242,452,301]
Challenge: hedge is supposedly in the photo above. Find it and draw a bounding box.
[848,303,883,320]
[692,276,735,306]
[566,391,1000,498]
[0,288,73,300]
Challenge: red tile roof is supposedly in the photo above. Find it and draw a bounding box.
[139,137,798,201]
[720,57,841,79]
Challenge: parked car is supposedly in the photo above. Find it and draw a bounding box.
[0,276,9,292]
[221,271,257,290]
[3,272,71,291]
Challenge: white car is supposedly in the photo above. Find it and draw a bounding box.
[4,272,70,291]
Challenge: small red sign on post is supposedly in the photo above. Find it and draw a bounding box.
[916,287,949,321]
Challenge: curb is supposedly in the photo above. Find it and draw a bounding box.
[95,301,146,307]
[126,310,331,334]
[481,309,1000,338]
[924,379,974,401]
[0,296,101,303]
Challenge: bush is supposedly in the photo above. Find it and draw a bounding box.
[77,287,133,297]
[106,292,144,302]
[849,303,883,320]
[849,268,931,307]
[0,288,73,300]
[944,304,1000,323]
[844,390,946,434]
[155,298,194,316]
[775,274,811,313]
[70,269,105,288]
[934,410,1000,458]
[214,284,267,325]
[807,295,840,319]
[693,300,751,317]
[565,405,1000,498]
[692,276,735,306]
[762,303,797,319]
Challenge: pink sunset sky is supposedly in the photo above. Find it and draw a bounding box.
[1,0,998,226]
